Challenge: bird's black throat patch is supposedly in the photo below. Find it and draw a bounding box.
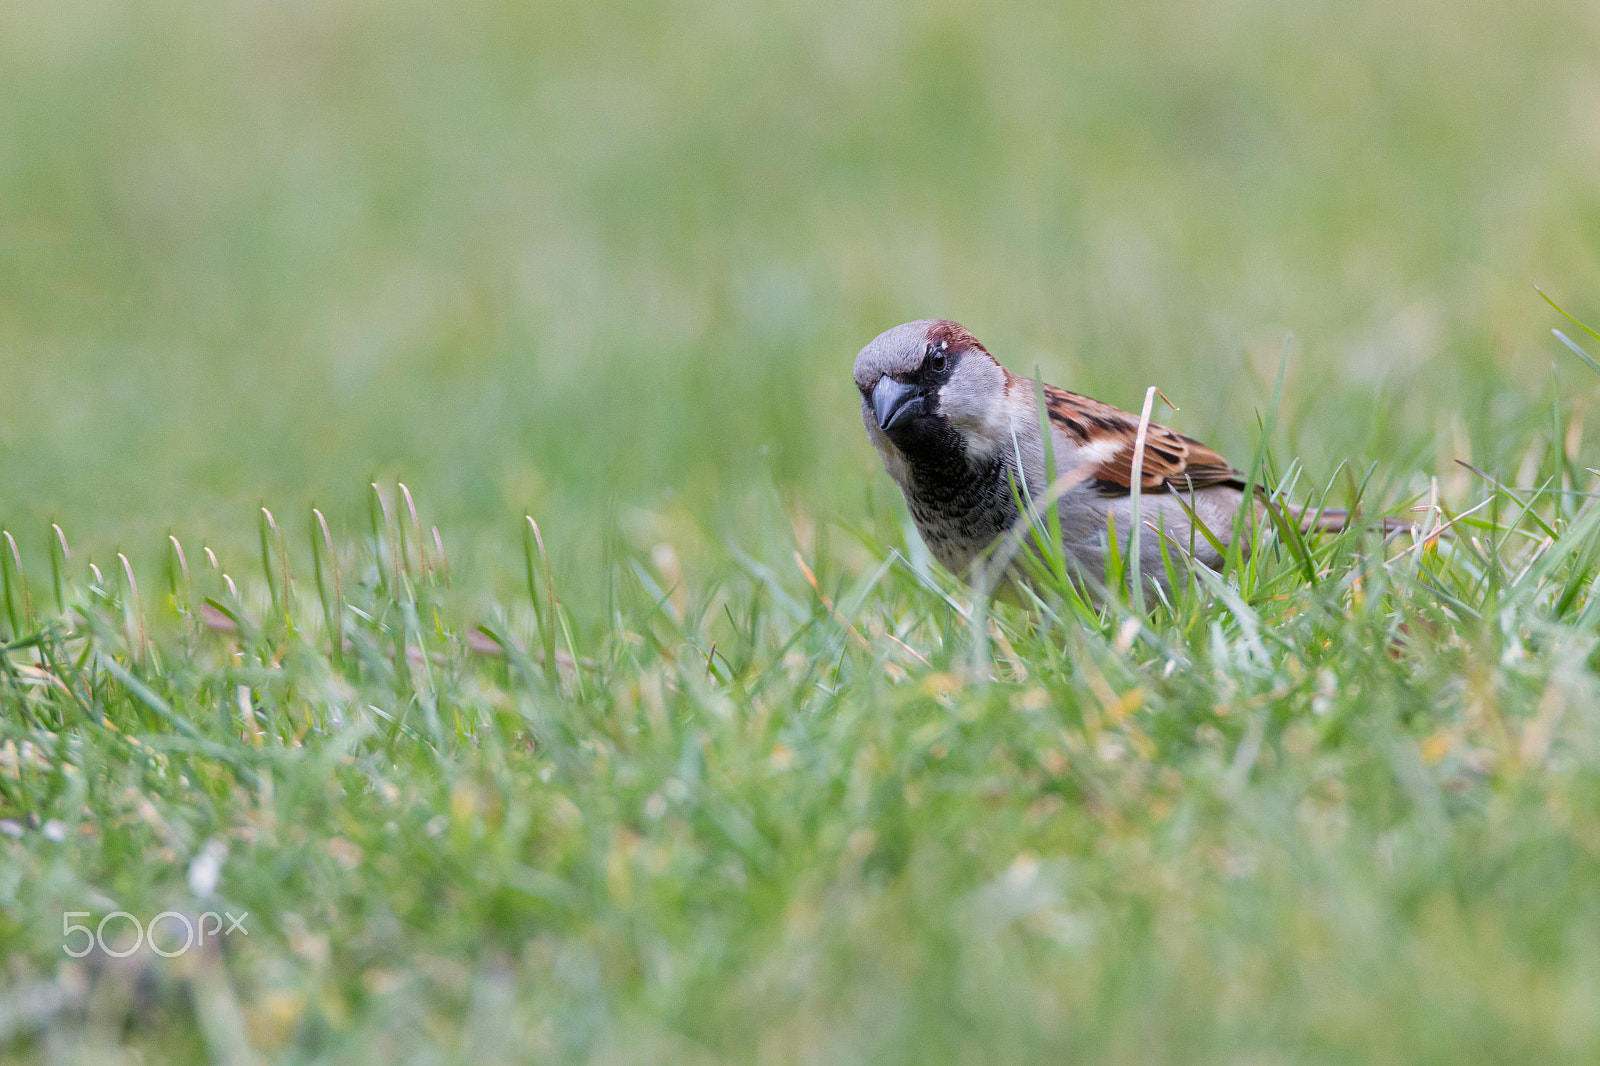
[896,427,1021,570]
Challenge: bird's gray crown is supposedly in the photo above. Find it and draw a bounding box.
[853,319,990,391]
[853,320,941,391]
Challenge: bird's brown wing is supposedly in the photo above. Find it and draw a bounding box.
[1042,383,1245,496]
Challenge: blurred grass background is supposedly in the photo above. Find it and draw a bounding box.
[3,0,1599,580]
[7,4,1600,1062]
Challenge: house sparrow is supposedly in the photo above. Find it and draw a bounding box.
[854,319,1337,590]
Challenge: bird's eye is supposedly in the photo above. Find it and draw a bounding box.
[929,348,947,374]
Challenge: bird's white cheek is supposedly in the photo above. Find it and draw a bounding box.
[947,397,1011,464]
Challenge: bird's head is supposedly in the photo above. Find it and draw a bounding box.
[852,320,1010,463]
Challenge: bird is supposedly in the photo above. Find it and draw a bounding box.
[853,319,1361,592]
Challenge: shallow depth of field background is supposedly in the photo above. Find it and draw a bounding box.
[7,2,1600,1062]
[3,0,1598,585]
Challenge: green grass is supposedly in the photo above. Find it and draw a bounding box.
[5,0,1600,1061]
[7,409,1600,1063]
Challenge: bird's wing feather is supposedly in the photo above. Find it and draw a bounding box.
[1041,383,1245,496]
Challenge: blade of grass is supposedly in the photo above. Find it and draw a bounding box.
[1535,285,1600,344]
[117,552,147,665]
[167,535,191,613]
[1229,334,1292,579]
[1126,384,1161,611]
[1552,329,1600,378]
[312,508,345,671]
[49,524,69,617]
[259,507,281,621]
[524,516,560,686]
[1029,370,1068,586]
[398,482,425,583]
[1,530,29,638]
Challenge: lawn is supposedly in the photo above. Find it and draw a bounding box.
[4,0,1600,1061]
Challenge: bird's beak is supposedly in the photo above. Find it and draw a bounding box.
[871,377,923,432]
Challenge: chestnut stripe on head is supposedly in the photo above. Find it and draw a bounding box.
[927,320,989,357]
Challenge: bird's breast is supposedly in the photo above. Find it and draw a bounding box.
[900,449,1021,575]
